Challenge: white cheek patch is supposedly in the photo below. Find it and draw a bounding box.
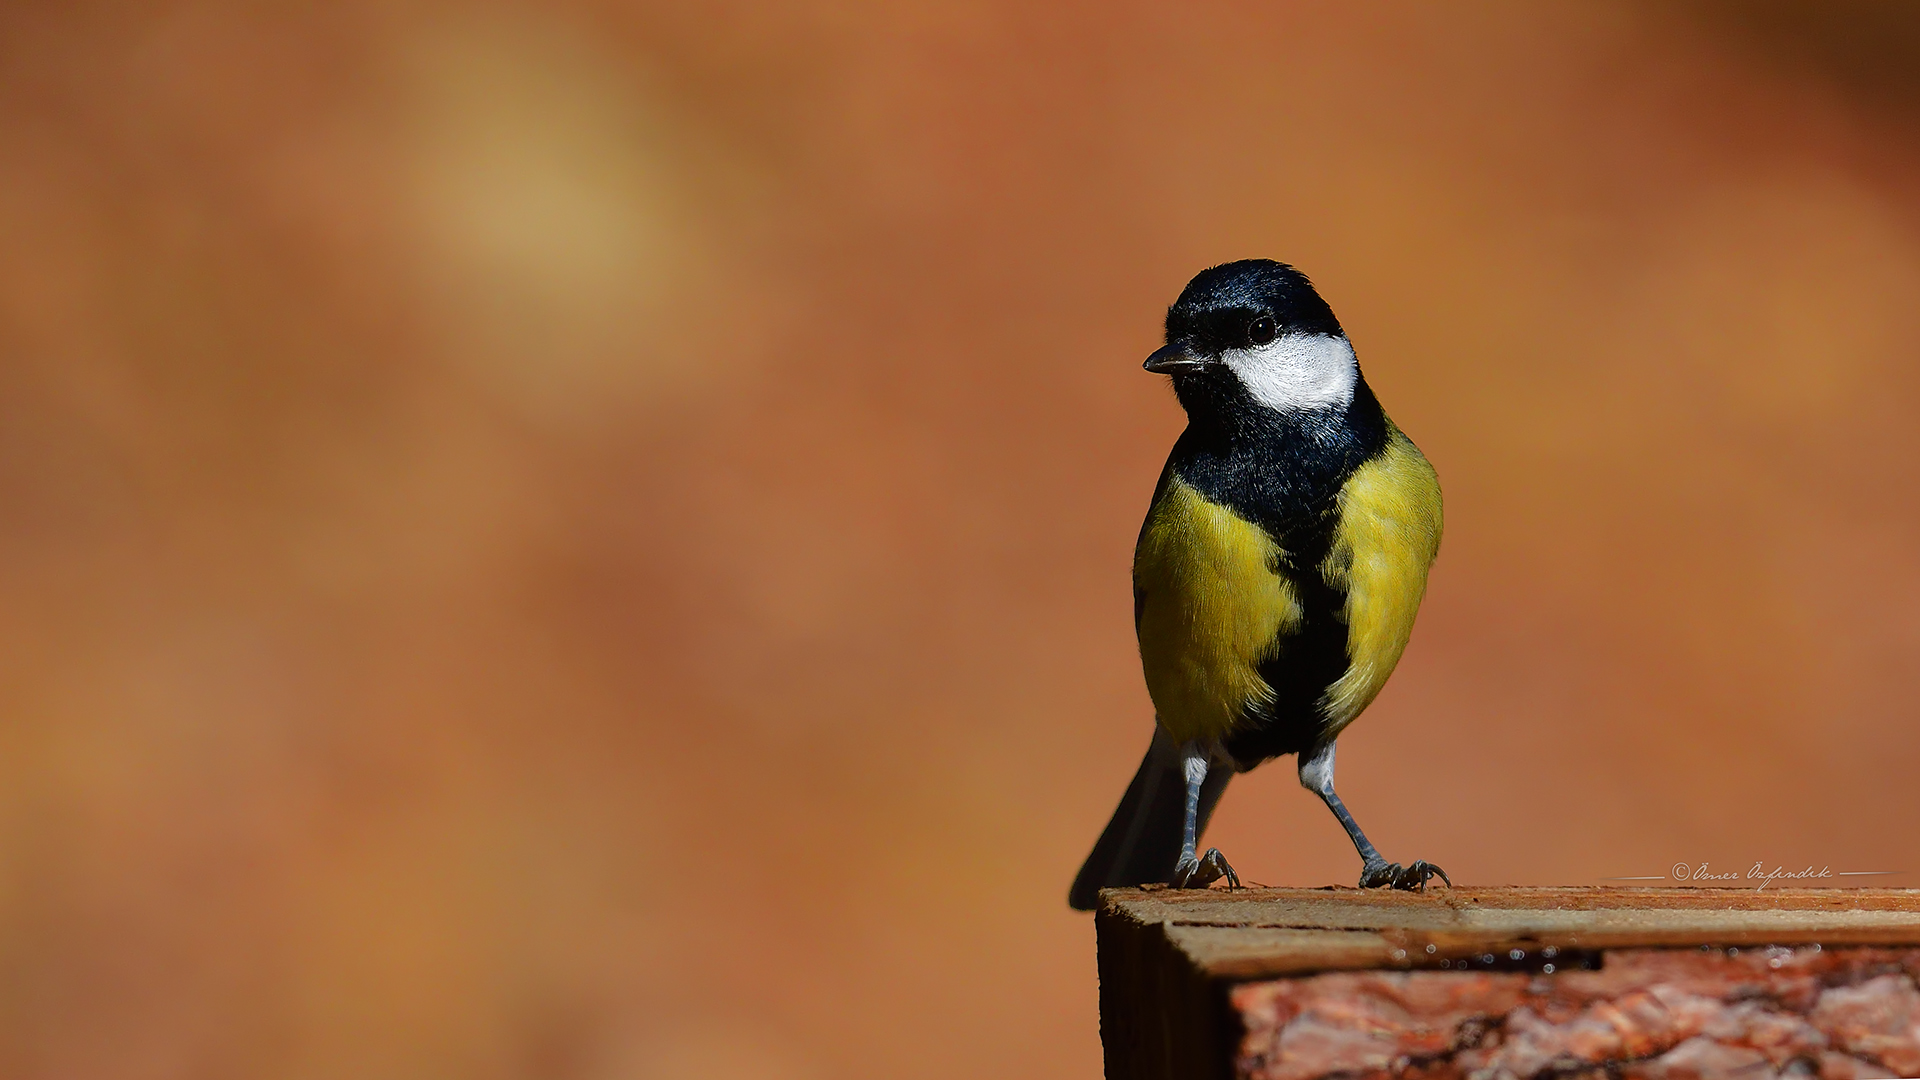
[1220,333,1358,413]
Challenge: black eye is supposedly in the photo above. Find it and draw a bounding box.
[1247,315,1277,346]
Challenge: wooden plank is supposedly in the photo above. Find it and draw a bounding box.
[1094,887,1920,1080]
[1105,887,1920,979]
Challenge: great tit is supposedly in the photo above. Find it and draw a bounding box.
[1068,260,1446,911]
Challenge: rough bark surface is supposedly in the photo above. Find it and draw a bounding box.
[1233,947,1920,1080]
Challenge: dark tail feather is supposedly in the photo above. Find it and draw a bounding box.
[1068,730,1233,911]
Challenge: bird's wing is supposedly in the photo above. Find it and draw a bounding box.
[1133,455,1179,635]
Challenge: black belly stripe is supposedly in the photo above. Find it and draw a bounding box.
[1231,554,1351,766]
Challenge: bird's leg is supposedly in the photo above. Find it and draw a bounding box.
[1298,742,1448,891]
[1171,743,1240,891]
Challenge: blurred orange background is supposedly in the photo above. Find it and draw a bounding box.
[4,1,1920,1077]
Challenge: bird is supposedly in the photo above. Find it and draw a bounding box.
[1068,259,1446,911]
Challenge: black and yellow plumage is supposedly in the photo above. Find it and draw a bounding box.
[1069,260,1445,911]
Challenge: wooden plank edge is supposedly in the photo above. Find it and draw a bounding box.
[1095,893,1239,1080]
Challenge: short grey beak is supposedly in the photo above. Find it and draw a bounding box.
[1143,343,1208,374]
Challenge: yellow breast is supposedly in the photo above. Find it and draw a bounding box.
[1318,427,1443,736]
[1133,477,1300,746]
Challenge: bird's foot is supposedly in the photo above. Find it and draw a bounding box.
[1171,848,1241,891]
[1359,859,1450,891]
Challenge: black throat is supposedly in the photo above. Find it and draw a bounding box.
[1166,371,1388,559]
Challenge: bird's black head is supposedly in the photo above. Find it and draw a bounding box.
[1144,260,1359,420]
[1161,260,1343,353]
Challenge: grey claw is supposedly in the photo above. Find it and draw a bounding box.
[1171,848,1241,890]
[1360,859,1449,891]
